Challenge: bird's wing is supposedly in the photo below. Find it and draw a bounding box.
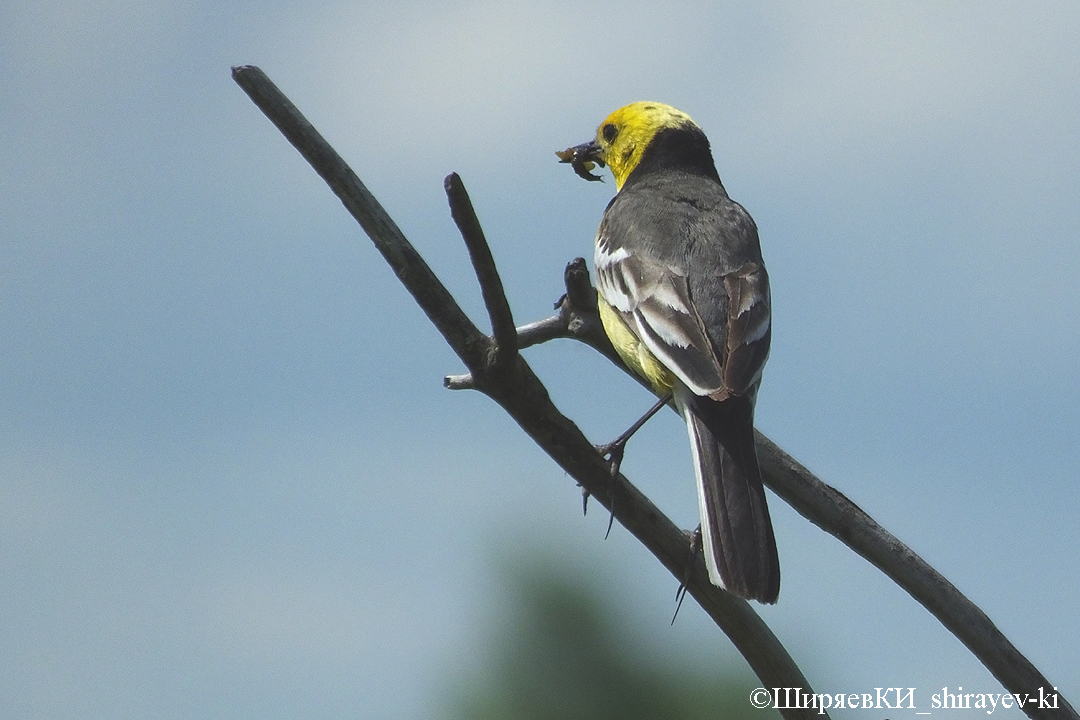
[596,229,725,396]
[717,262,771,399]
[596,229,770,401]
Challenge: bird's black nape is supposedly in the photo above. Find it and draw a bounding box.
[624,124,721,187]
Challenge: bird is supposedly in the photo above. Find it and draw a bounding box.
[558,102,779,603]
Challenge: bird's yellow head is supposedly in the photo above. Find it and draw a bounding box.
[557,102,707,190]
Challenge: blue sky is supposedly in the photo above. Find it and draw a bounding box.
[2,1,1078,717]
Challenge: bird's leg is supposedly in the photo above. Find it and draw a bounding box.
[595,392,673,478]
[589,392,672,541]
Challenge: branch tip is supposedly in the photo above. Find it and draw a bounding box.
[444,373,475,390]
[444,173,518,370]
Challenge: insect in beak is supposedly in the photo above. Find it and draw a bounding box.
[556,140,605,182]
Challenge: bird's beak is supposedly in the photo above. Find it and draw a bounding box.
[556,139,606,182]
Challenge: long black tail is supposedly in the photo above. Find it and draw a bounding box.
[680,393,780,603]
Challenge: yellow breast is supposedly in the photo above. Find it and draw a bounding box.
[597,295,675,396]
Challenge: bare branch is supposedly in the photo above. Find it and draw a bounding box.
[444,173,518,368]
[444,373,475,391]
[755,436,1073,716]
[443,258,623,393]
[513,315,567,348]
[230,65,492,374]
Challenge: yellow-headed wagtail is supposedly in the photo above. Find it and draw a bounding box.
[559,102,779,603]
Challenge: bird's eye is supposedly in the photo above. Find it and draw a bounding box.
[601,123,618,143]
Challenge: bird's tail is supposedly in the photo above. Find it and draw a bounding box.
[677,392,780,603]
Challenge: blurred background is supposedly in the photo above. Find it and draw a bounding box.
[2,1,1078,718]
